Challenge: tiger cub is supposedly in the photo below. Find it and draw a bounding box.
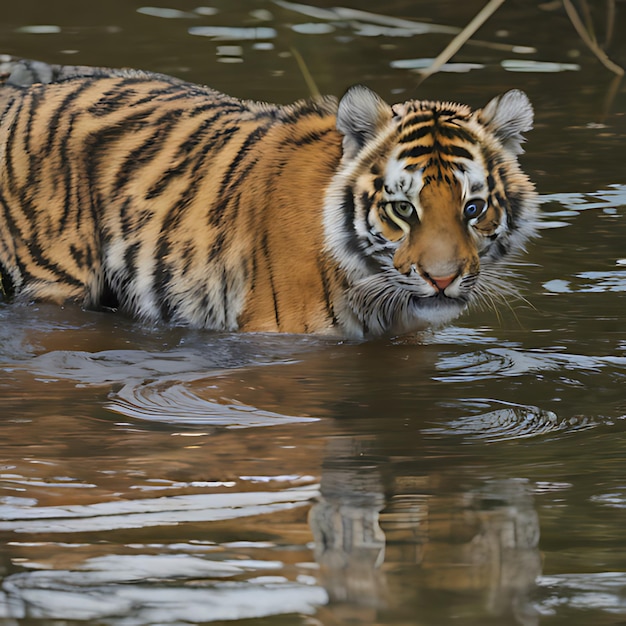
[0,56,538,338]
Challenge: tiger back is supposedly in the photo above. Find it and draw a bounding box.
[0,57,538,338]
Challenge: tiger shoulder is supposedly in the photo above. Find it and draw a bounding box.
[0,56,538,338]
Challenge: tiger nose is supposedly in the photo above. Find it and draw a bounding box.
[428,274,457,292]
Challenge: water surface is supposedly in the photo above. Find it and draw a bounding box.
[1,1,626,624]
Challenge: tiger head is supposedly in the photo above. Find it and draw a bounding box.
[324,85,539,338]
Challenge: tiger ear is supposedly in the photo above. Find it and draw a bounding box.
[337,85,393,159]
[477,89,534,155]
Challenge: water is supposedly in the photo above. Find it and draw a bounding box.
[1,1,626,624]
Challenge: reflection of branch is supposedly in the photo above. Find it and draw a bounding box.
[417,0,506,85]
[562,0,624,76]
[601,73,623,122]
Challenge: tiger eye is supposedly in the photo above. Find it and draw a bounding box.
[463,198,487,221]
[392,201,414,218]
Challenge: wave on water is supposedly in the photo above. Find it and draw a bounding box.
[422,401,598,442]
[435,347,626,382]
[108,376,319,427]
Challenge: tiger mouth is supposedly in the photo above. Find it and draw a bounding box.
[411,291,470,308]
[348,277,466,324]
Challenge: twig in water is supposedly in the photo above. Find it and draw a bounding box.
[290,47,320,99]
[604,0,615,49]
[562,0,624,76]
[416,0,507,86]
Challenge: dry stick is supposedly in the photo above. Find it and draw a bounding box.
[562,0,624,76]
[578,0,596,42]
[605,0,616,49]
[416,0,507,86]
[290,47,321,99]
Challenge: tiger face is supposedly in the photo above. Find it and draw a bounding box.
[325,86,538,337]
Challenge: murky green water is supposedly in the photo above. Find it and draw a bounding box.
[1,1,626,624]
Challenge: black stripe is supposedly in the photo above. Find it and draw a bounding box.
[437,124,477,143]
[278,100,333,124]
[0,191,26,253]
[152,163,210,312]
[360,190,374,213]
[221,266,229,324]
[207,123,274,226]
[44,80,95,156]
[319,262,337,325]
[0,260,15,300]
[85,107,157,152]
[283,126,334,148]
[69,243,85,267]
[441,144,474,160]
[260,230,280,329]
[145,108,240,200]
[402,112,433,127]
[341,188,358,255]
[189,100,244,118]
[399,124,432,143]
[398,144,431,160]
[132,83,193,108]
[123,241,141,287]
[20,94,47,223]
[56,112,82,235]
[23,85,42,157]
[497,164,509,187]
[208,230,227,262]
[161,90,199,103]
[88,86,139,116]
[181,240,196,276]
[433,107,463,117]
[506,191,522,230]
[175,106,244,157]
[114,109,182,191]
[3,97,25,197]
[19,226,86,288]
[339,188,379,273]
[152,125,240,230]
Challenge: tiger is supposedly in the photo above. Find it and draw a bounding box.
[0,56,538,338]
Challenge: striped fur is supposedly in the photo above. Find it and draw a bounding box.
[0,57,538,338]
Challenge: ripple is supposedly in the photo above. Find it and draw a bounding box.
[391,58,484,73]
[108,377,318,427]
[15,25,62,34]
[6,334,334,385]
[21,349,211,385]
[590,491,626,509]
[540,184,626,229]
[544,269,626,294]
[435,347,626,382]
[291,22,335,34]
[0,484,319,533]
[2,564,326,623]
[501,59,580,72]
[188,26,277,40]
[542,184,626,213]
[422,402,593,442]
[137,6,198,19]
[536,572,626,615]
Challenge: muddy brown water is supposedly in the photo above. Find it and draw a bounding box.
[1,1,626,624]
